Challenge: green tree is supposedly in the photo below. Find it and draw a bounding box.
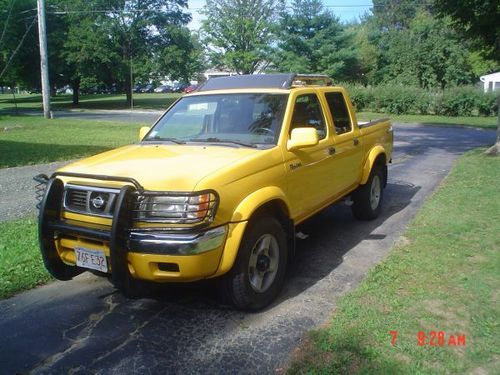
[272,0,361,81]
[159,30,205,83]
[433,0,500,155]
[0,0,39,90]
[201,0,283,74]
[382,12,474,89]
[433,0,499,61]
[46,0,80,101]
[350,19,384,84]
[372,0,433,30]
[63,0,193,106]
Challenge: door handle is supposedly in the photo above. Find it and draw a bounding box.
[353,138,359,146]
[328,146,336,155]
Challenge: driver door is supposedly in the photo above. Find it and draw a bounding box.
[284,92,336,222]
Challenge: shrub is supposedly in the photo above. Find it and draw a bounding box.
[371,85,432,115]
[342,83,496,117]
[476,91,498,116]
[435,86,480,116]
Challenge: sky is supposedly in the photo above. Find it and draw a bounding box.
[186,0,374,30]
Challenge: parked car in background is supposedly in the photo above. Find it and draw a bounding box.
[141,84,155,93]
[184,84,198,93]
[172,82,188,93]
[109,83,120,94]
[133,84,142,93]
[154,85,173,93]
[56,86,74,95]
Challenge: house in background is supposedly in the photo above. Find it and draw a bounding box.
[480,72,500,92]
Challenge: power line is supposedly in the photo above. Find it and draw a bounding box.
[41,3,380,15]
[0,15,37,81]
[0,0,16,48]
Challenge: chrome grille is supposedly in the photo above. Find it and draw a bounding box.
[63,184,120,217]
[66,189,87,209]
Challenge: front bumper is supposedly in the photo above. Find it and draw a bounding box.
[49,219,227,256]
[128,226,227,255]
[51,221,229,282]
[35,173,241,285]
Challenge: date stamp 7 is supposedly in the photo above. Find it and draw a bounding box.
[389,331,466,347]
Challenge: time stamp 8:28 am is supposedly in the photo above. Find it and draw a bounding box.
[390,331,467,347]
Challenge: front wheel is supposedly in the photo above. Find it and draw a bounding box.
[351,165,385,220]
[217,216,288,311]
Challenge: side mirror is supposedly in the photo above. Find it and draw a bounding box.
[287,127,319,151]
[139,126,150,141]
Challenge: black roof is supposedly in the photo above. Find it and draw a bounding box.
[197,74,332,92]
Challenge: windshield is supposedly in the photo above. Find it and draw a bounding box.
[145,93,288,146]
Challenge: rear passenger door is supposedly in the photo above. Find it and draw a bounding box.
[322,90,364,195]
[284,91,336,221]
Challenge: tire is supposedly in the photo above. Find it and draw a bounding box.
[217,216,288,311]
[39,177,83,281]
[117,272,147,299]
[351,164,385,220]
[108,266,150,299]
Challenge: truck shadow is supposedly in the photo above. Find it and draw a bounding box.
[280,180,420,302]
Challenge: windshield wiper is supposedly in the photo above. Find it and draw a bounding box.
[189,137,258,148]
[145,136,186,145]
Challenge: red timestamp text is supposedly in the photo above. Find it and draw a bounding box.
[389,331,466,347]
[417,331,466,347]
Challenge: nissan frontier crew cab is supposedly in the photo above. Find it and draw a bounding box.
[35,74,393,310]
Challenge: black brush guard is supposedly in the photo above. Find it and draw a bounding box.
[35,173,140,291]
[34,172,220,293]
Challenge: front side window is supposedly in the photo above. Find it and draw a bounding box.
[289,94,327,139]
[145,93,288,146]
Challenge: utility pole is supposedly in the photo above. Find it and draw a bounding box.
[37,0,51,119]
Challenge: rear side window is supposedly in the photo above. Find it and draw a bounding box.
[290,94,327,139]
[325,92,352,134]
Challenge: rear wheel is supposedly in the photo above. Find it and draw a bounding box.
[218,216,288,311]
[351,165,385,220]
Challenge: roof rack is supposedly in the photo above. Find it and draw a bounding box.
[196,73,333,92]
[286,74,333,88]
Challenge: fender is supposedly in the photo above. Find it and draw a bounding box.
[213,187,291,276]
[360,145,386,185]
[230,186,291,222]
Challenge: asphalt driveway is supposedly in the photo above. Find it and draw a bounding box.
[0,123,495,374]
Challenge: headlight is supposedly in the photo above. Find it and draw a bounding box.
[136,192,218,224]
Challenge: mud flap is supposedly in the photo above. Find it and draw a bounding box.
[38,178,83,280]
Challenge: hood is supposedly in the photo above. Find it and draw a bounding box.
[58,144,260,191]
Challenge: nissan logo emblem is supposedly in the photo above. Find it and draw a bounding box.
[91,195,106,209]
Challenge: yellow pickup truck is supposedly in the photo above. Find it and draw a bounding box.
[35,74,393,310]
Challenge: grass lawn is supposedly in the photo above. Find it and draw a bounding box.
[0,217,52,299]
[289,150,500,374]
[0,115,145,168]
[0,93,181,111]
[358,112,497,129]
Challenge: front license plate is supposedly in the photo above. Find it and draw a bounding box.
[75,247,108,273]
